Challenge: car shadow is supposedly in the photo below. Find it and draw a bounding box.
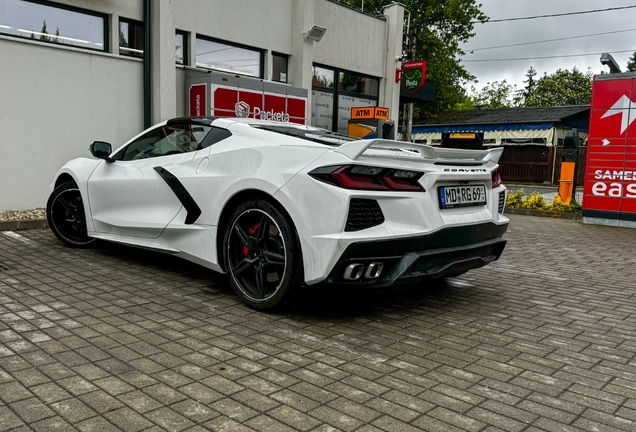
[79,239,481,319]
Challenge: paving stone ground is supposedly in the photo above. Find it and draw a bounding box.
[0,214,635,431]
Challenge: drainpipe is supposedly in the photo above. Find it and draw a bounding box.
[143,0,152,128]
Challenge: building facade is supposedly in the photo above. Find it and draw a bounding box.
[0,0,405,210]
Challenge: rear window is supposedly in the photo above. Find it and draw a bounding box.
[253,125,357,147]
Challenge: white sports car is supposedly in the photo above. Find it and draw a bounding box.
[47,117,509,310]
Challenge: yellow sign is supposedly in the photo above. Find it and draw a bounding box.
[351,107,389,121]
[450,133,476,139]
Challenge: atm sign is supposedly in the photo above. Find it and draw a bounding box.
[351,106,389,121]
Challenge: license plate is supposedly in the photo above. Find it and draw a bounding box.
[438,185,487,208]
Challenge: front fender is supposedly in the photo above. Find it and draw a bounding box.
[50,157,102,232]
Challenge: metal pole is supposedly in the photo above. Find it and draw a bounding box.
[143,0,152,128]
[404,30,417,143]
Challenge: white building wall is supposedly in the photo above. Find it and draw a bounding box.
[0,37,143,211]
[0,0,404,211]
[313,1,386,77]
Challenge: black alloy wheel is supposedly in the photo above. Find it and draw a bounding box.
[223,199,300,310]
[46,181,95,248]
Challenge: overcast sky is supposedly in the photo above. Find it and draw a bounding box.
[461,0,636,91]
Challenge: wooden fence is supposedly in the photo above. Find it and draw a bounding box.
[440,142,587,185]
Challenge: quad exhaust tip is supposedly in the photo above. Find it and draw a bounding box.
[343,262,384,280]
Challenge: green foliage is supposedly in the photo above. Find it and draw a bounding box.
[523,67,593,107]
[522,66,537,100]
[464,79,522,109]
[627,52,636,72]
[505,189,581,212]
[505,189,525,208]
[521,192,548,210]
[339,0,488,120]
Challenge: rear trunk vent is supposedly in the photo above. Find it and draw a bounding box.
[345,199,385,232]
[498,191,506,214]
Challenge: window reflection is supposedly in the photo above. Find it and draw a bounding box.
[196,37,262,78]
[312,66,335,89]
[0,0,105,50]
[175,31,186,65]
[119,19,144,58]
[339,72,379,97]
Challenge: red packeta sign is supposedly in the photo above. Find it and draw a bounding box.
[189,84,307,125]
[584,74,636,222]
[189,84,207,117]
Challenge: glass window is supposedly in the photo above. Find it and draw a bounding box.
[118,124,212,161]
[272,53,288,83]
[198,127,232,149]
[119,18,144,58]
[175,31,187,65]
[0,0,106,51]
[312,66,335,89]
[196,36,262,78]
[339,71,379,97]
[311,90,334,130]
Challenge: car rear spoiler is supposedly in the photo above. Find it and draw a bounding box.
[334,139,504,164]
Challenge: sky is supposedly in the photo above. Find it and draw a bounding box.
[461,0,636,91]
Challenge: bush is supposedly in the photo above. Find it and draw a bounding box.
[521,192,548,210]
[505,189,581,212]
[505,189,525,208]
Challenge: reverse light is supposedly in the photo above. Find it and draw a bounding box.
[491,169,502,188]
[309,165,425,191]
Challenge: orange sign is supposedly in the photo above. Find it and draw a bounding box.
[450,133,476,139]
[351,107,389,121]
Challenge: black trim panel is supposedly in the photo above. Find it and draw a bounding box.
[344,222,507,257]
[153,167,202,225]
[582,210,636,221]
[326,222,508,288]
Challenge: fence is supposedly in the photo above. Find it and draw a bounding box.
[440,142,587,184]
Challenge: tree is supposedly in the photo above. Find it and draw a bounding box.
[340,0,487,120]
[39,20,49,41]
[464,80,521,109]
[524,67,592,107]
[627,52,636,72]
[522,66,537,100]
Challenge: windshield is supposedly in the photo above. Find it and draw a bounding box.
[253,125,357,147]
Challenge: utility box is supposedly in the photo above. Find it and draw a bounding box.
[583,72,636,228]
[186,71,308,124]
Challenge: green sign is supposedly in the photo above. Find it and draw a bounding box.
[402,61,426,94]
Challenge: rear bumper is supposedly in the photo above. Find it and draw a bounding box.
[324,222,508,288]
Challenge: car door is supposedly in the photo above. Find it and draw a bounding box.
[87,122,212,238]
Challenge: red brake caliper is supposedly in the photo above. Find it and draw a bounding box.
[242,223,261,256]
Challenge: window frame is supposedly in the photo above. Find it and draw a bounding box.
[113,123,214,161]
[118,17,144,58]
[311,63,380,132]
[195,34,264,79]
[272,52,289,83]
[175,30,188,65]
[0,0,109,52]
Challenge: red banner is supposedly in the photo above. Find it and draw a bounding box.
[189,84,207,117]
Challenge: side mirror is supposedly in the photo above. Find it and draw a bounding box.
[89,141,114,163]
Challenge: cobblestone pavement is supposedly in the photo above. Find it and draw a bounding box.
[1,214,636,431]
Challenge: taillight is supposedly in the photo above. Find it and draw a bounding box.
[491,169,502,188]
[309,165,425,191]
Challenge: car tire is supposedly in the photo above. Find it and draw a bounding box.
[46,181,96,248]
[223,199,301,311]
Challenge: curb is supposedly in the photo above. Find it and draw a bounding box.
[0,219,49,231]
[505,208,582,220]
